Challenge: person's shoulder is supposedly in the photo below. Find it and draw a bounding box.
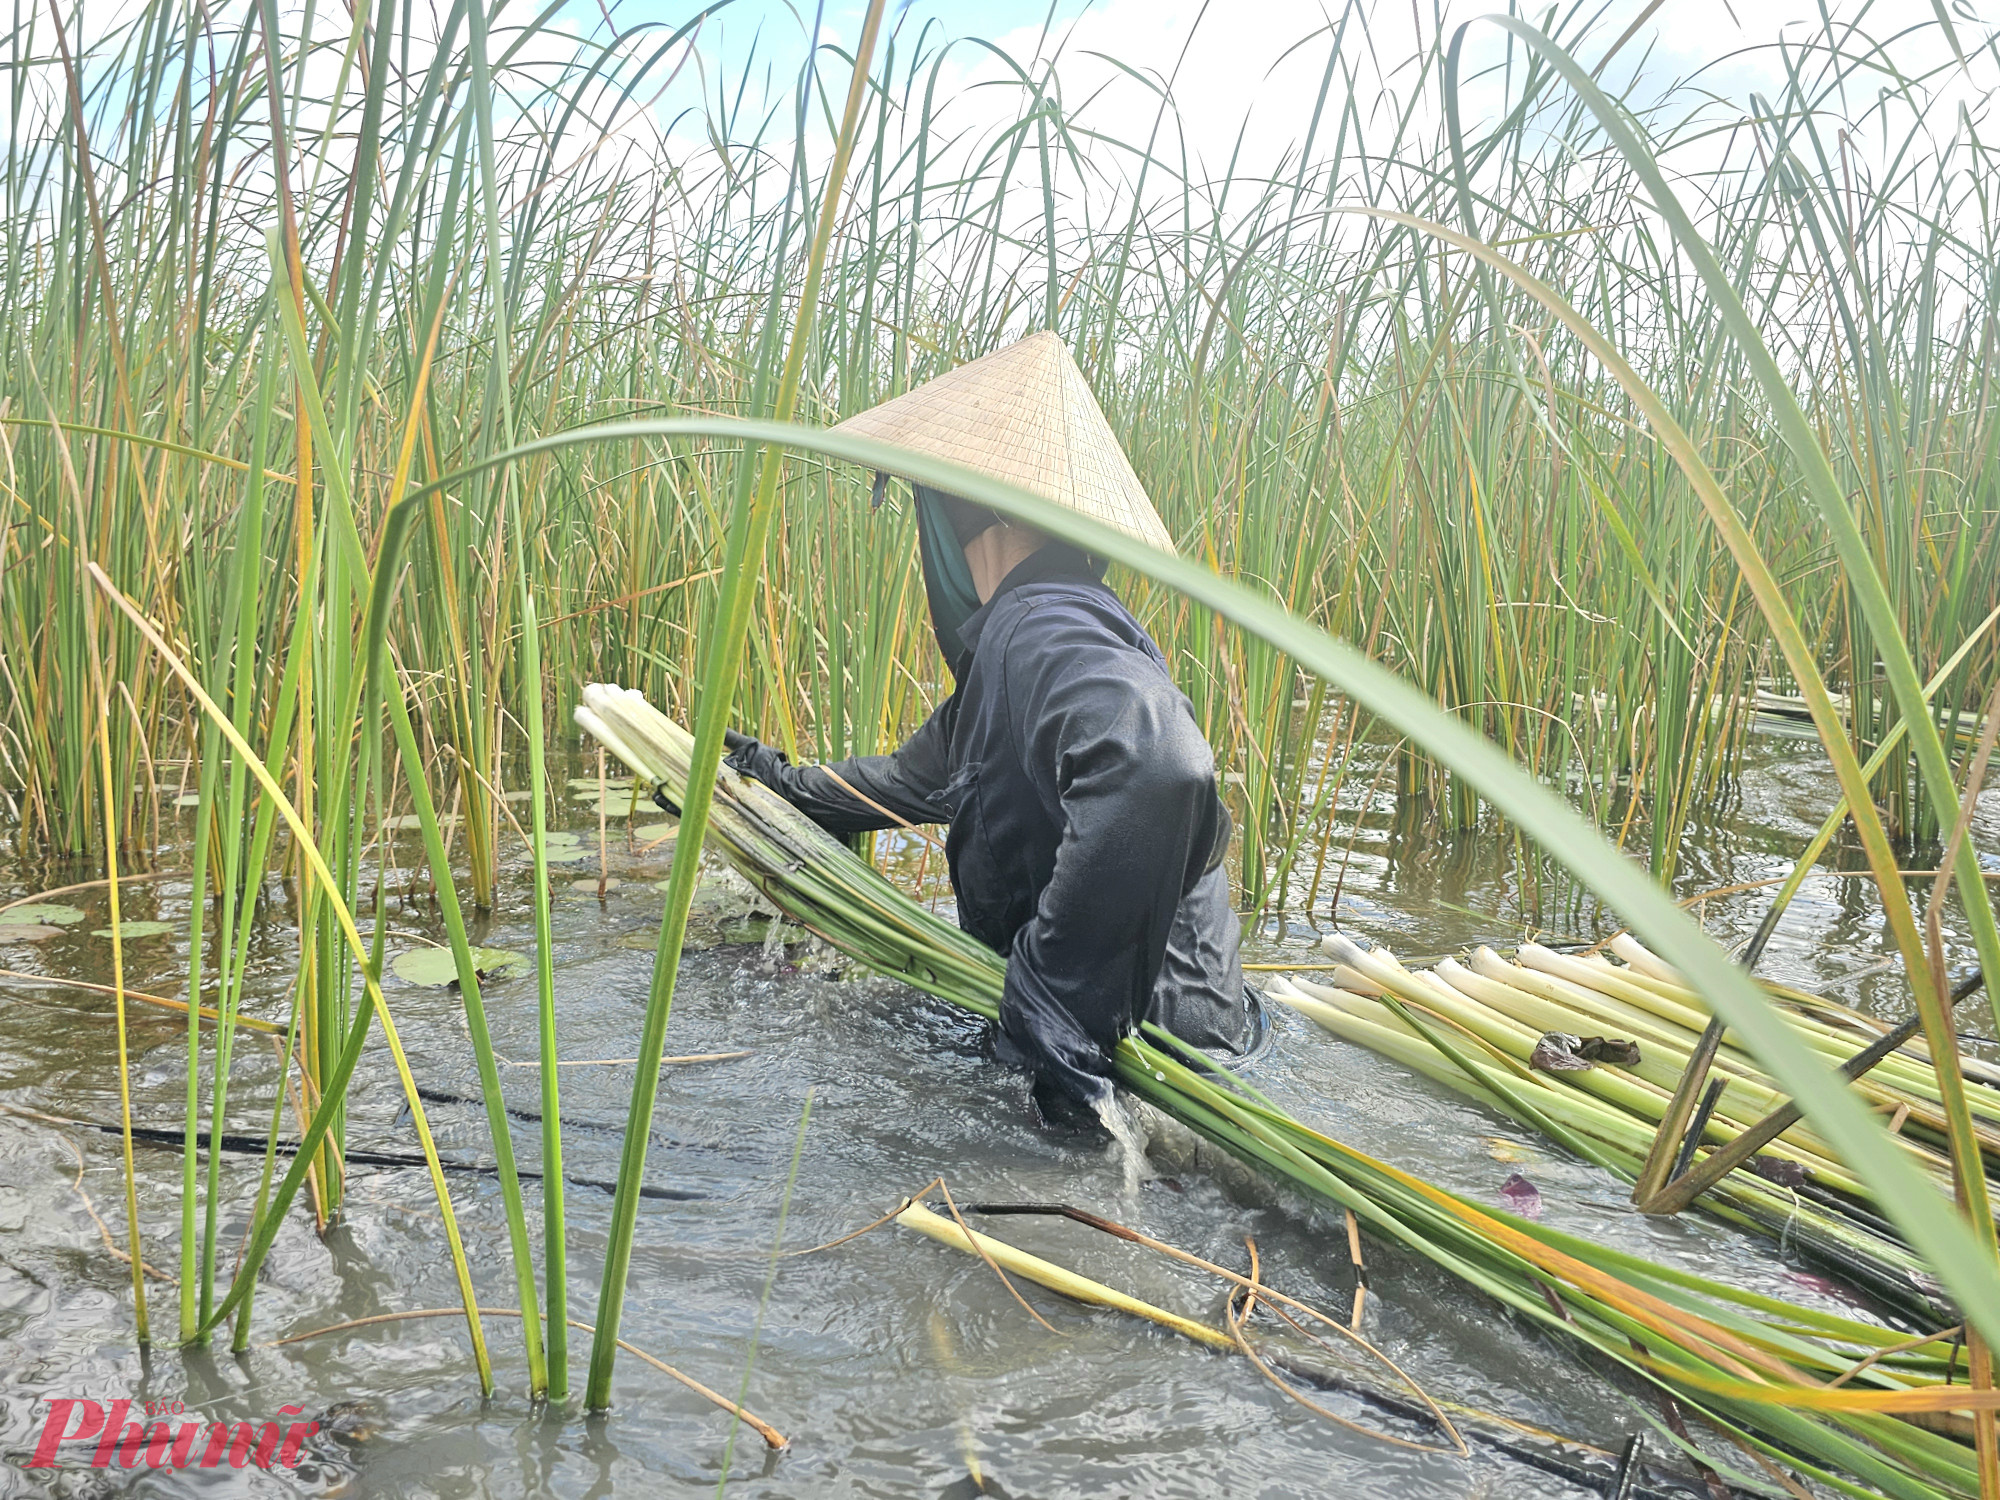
[993,579,1122,639]
[992,580,1168,671]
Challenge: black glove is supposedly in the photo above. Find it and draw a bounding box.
[718,731,867,854]
[651,727,765,815]
[723,730,796,793]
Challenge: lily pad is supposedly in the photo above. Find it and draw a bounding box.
[617,917,773,952]
[630,871,781,950]
[380,813,460,832]
[90,921,176,940]
[0,903,86,927]
[391,946,528,987]
[537,832,591,864]
[632,822,677,844]
[0,924,62,942]
[574,794,648,820]
[572,877,623,893]
[174,792,203,808]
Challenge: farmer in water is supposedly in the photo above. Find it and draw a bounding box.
[718,332,1267,1113]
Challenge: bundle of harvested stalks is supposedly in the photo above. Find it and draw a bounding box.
[1273,934,1998,1323]
[576,684,1990,1499]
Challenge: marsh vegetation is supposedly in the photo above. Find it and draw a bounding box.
[1,0,1997,1494]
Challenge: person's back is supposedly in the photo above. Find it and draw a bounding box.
[717,331,1268,1111]
[727,536,1262,1109]
[925,543,1253,1104]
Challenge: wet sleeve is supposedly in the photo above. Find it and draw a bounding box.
[993,611,1228,1107]
[729,701,955,835]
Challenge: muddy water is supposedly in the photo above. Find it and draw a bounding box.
[0,733,1994,1498]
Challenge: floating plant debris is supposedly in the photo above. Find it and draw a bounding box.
[1529,1031,1642,1072]
[1498,1173,1543,1219]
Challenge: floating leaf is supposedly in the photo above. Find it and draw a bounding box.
[391,946,527,987]
[1499,1172,1544,1219]
[632,821,676,844]
[618,908,775,953]
[538,832,591,863]
[174,792,202,808]
[90,920,176,940]
[0,903,86,927]
[571,777,639,808]
[1483,1136,1530,1164]
[574,794,648,820]
[721,916,776,946]
[0,924,62,942]
[573,877,623,892]
[380,812,460,831]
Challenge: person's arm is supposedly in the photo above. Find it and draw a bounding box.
[724,699,956,834]
[993,609,1228,1108]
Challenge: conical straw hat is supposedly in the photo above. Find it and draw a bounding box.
[831,331,1176,554]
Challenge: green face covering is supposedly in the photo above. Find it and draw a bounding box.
[914,486,984,671]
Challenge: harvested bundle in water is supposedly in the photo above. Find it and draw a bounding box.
[1275,934,1996,1323]
[576,684,1987,1499]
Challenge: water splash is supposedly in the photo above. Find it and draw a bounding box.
[760,915,792,967]
[1094,1093,1155,1196]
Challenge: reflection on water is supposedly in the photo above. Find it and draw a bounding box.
[0,731,1993,1497]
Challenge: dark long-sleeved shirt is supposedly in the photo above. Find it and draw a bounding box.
[734,544,1254,1105]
